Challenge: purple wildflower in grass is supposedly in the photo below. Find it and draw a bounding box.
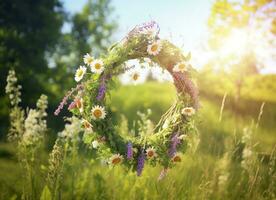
[137,150,145,176]
[54,84,83,116]
[126,142,133,160]
[168,133,181,158]
[68,101,76,110]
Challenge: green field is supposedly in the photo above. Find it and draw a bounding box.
[0,81,275,200]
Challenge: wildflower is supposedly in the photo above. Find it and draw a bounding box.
[137,150,145,176]
[91,105,106,120]
[171,153,182,163]
[81,119,93,130]
[110,154,123,165]
[92,140,99,149]
[75,98,84,113]
[168,133,181,158]
[75,66,87,82]
[147,40,162,56]
[5,70,22,106]
[90,59,104,74]
[173,61,187,73]
[126,142,133,159]
[146,147,157,159]
[54,84,83,116]
[96,81,107,101]
[127,21,160,39]
[181,107,195,116]
[83,53,94,66]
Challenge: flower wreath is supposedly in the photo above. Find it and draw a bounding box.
[55,21,199,177]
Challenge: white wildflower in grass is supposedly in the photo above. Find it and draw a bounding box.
[147,40,162,56]
[109,154,123,165]
[5,70,22,106]
[90,59,104,74]
[181,107,195,116]
[91,105,106,120]
[171,153,182,163]
[92,140,99,149]
[74,66,87,82]
[173,61,188,73]
[83,53,94,66]
[58,117,82,139]
[146,147,157,159]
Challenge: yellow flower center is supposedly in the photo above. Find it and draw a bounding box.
[93,109,102,118]
[133,74,139,81]
[173,155,181,162]
[83,121,91,129]
[147,150,154,157]
[151,44,158,52]
[112,157,121,164]
[179,64,185,70]
[95,63,102,69]
[185,108,192,113]
[87,57,93,63]
[77,70,83,77]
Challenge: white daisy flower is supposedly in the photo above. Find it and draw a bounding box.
[83,53,94,66]
[181,107,195,116]
[147,40,162,56]
[90,59,104,74]
[173,61,188,73]
[92,140,99,149]
[91,105,106,120]
[74,66,87,82]
[109,154,123,165]
[146,147,157,159]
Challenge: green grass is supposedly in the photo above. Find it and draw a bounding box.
[0,81,275,199]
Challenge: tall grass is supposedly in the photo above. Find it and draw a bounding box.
[1,72,275,199]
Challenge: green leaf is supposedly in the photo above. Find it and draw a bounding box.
[40,186,52,200]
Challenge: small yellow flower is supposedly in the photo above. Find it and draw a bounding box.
[131,71,140,84]
[181,107,195,116]
[146,147,157,159]
[83,53,94,66]
[74,66,86,82]
[173,61,187,73]
[110,154,123,165]
[90,59,104,74]
[91,105,106,120]
[147,40,162,56]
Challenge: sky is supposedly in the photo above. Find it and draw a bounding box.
[62,0,275,74]
[62,0,212,51]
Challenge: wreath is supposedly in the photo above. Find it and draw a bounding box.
[55,21,199,177]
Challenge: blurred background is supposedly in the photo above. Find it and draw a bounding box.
[0,0,275,199]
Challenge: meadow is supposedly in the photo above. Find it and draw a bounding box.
[0,75,275,200]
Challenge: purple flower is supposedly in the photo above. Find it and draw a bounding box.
[126,21,160,40]
[96,82,106,101]
[126,142,133,160]
[137,150,145,176]
[168,133,181,158]
[54,84,83,116]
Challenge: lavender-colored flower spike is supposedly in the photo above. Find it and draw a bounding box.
[168,133,181,158]
[126,142,133,159]
[54,84,83,116]
[126,21,160,40]
[137,150,145,176]
[96,75,111,101]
